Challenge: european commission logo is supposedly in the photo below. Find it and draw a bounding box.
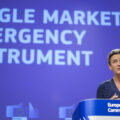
[6,102,39,120]
[59,105,89,120]
[59,105,74,120]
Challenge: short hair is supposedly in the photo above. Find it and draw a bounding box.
[108,49,120,65]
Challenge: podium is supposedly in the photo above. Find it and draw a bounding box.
[72,99,120,120]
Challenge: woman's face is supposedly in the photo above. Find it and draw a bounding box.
[108,54,120,75]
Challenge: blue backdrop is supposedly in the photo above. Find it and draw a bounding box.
[0,0,120,120]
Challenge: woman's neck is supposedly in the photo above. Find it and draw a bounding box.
[113,74,120,83]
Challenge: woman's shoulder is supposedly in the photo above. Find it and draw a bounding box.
[96,79,113,98]
[97,79,113,92]
[99,79,113,88]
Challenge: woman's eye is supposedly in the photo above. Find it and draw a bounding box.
[112,60,117,63]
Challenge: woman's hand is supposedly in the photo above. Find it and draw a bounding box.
[110,93,119,100]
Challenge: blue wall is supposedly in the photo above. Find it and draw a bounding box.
[0,0,120,120]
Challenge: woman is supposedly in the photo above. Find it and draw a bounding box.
[97,49,120,99]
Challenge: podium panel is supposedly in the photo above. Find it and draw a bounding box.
[73,99,120,120]
[88,116,120,120]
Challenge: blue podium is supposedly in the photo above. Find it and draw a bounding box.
[72,99,120,120]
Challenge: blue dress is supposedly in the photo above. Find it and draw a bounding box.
[96,79,120,99]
